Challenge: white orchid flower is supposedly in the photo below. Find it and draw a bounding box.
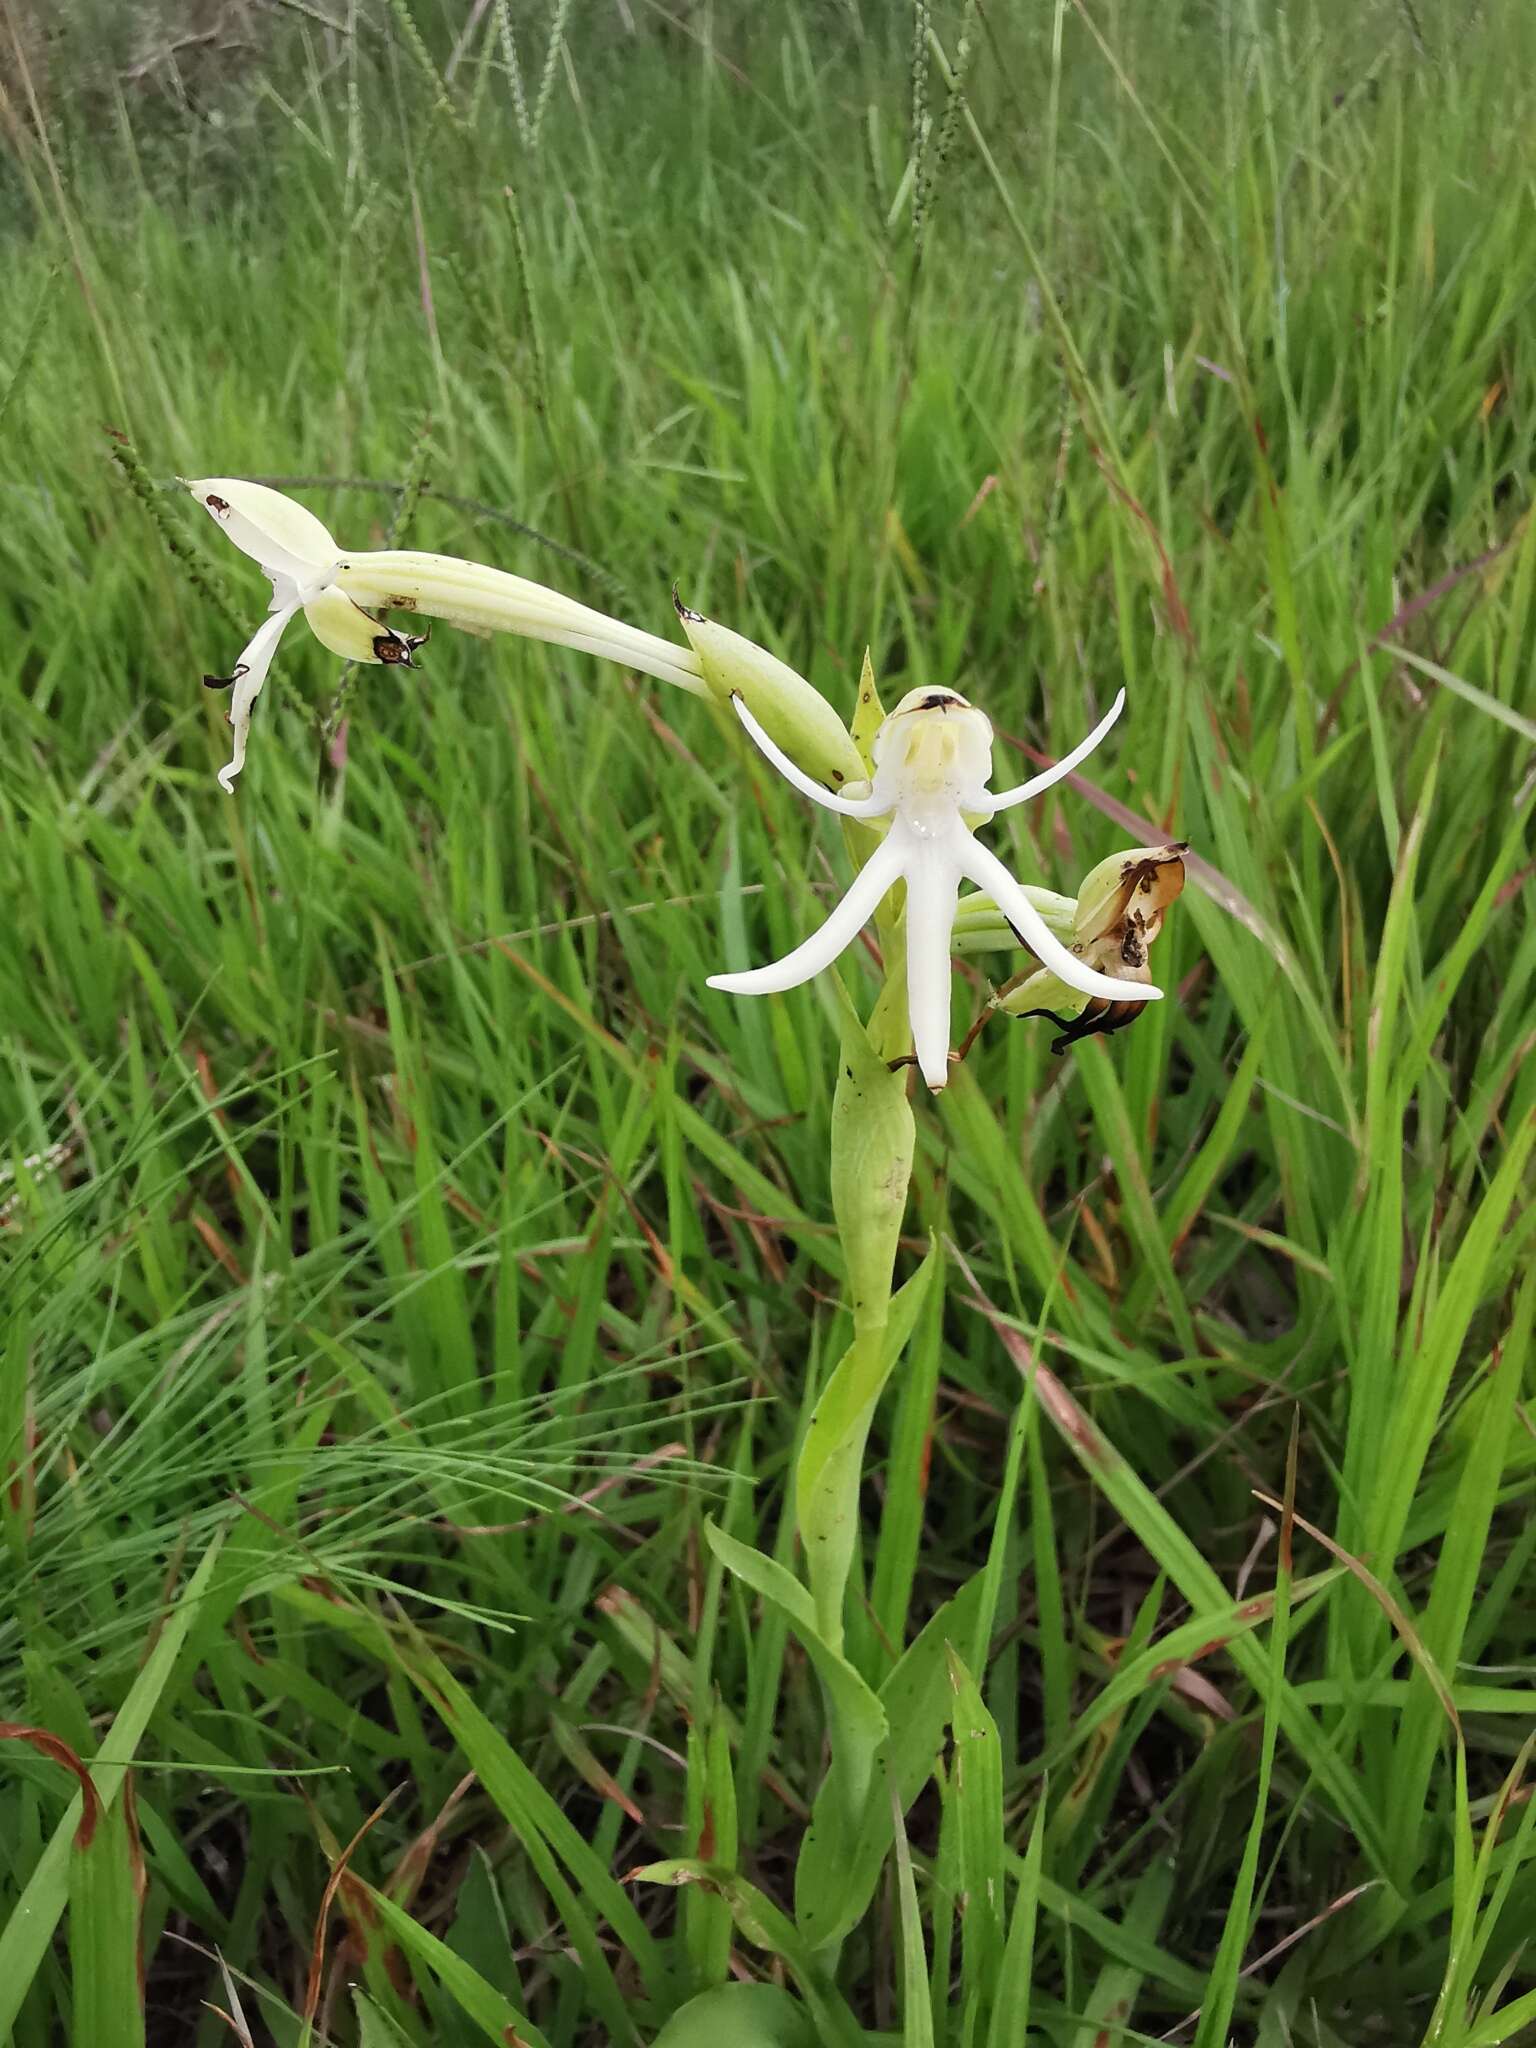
[707,685,1161,1091]
[187,477,707,792]
[189,481,398,793]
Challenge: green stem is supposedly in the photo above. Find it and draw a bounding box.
[796,972,917,1651]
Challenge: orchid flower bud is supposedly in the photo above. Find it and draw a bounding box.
[672,600,866,794]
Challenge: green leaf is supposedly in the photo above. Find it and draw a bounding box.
[703,1522,888,1950]
[889,1781,933,2048]
[68,1777,147,2048]
[365,1885,553,2048]
[446,1845,524,2014]
[986,1799,1045,2048]
[651,1983,818,2048]
[0,1533,225,2043]
[795,1573,988,1951]
[396,1638,674,2028]
[353,1989,419,2048]
[1367,1110,1536,1587]
[1073,1858,1177,2047]
[945,1648,1005,2011]
[1383,643,1536,745]
[629,1863,865,2048]
[683,1716,737,1990]
[797,1241,937,1645]
[1391,1269,1536,1881]
[968,1279,1389,1868]
[1193,1432,1296,2048]
[1035,1567,1341,1783]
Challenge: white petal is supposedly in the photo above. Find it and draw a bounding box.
[731,696,892,818]
[186,478,340,585]
[903,850,961,1089]
[707,832,906,997]
[216,601,300,794]
[304,585,392,663]
[977,689,1126,814]
[957,834,1162,1005]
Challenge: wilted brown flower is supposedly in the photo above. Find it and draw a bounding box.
[998,843,1186,1053]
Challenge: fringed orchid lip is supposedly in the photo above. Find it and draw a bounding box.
[707,687,1160,1091]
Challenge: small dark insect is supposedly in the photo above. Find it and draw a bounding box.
[671,586,704,623]
[373,627,428,667]
[1016,1000,1143,1057]
[918,691,959,710]
[203,663,249,692]
[205,494,230,515]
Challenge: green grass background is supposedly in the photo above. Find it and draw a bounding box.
[2,0,1536,2041]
